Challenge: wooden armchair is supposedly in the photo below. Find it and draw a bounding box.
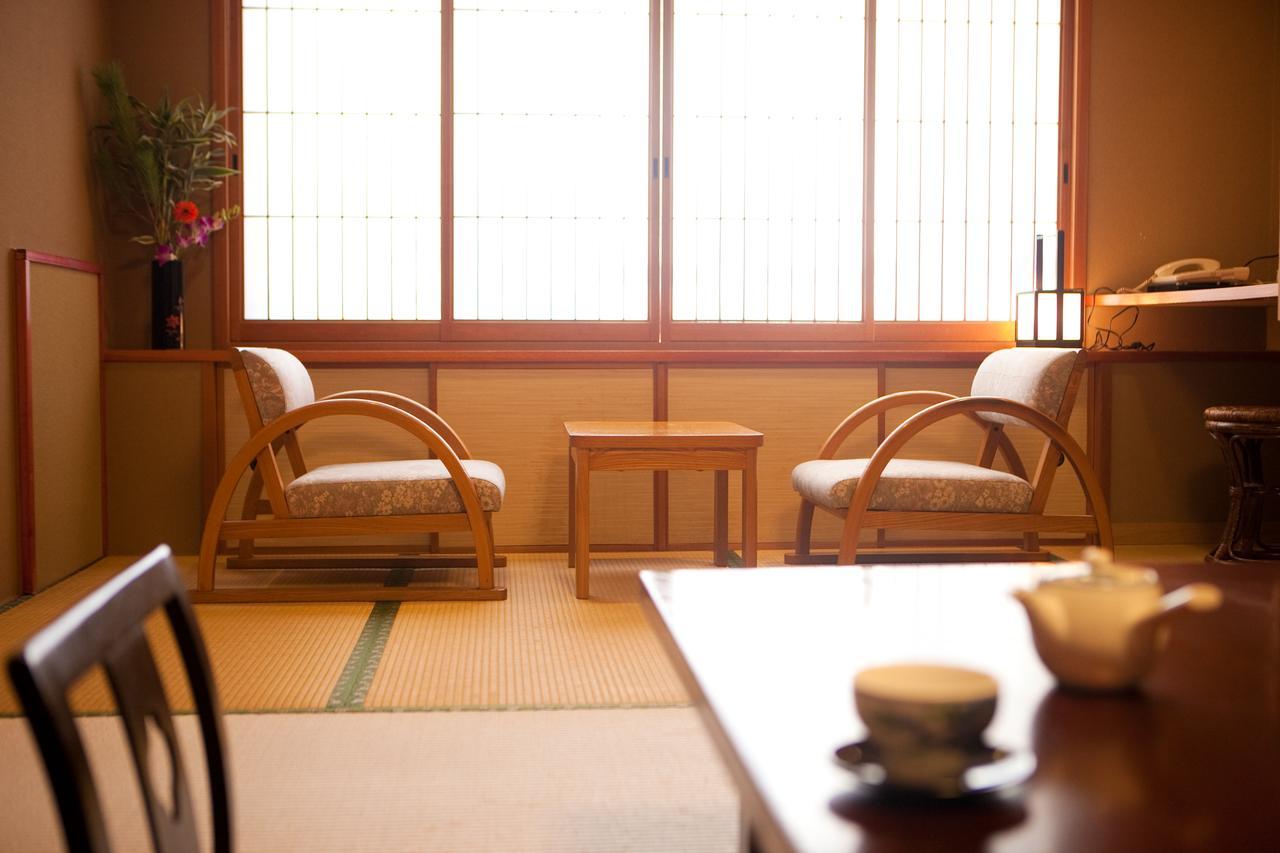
[195,347,506,602]
[787,348,1111,564]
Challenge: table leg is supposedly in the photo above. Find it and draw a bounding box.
[575,449,592,598]
[714,469,729,567]
[742,450,758,567]
[567,445,576,569]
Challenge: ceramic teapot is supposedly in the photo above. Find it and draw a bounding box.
[1013,548,1222,691]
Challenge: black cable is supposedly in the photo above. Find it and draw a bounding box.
[1243,252,1278,269]
[1087,286,1154,351]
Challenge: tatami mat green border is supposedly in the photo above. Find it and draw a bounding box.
[327,602,401,710]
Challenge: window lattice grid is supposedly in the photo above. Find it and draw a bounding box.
[241,0,443,321]
[452,1,651,322]
[671,0,866,323]
[872,0,1061,323]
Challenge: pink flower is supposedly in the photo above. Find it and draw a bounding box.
[154,244,177,264]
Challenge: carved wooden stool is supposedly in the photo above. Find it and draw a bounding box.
[1204,406,1280,562]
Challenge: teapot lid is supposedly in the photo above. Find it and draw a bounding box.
[1048,547,1158,590]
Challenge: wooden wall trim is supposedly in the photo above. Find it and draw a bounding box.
[211,0,233,349]
[1067,0,1091,292]
[14,251,37,593]
[440,0,454,341]
[104,347,1280,366]
[653,363,668,549]
[1087,361,1110,506]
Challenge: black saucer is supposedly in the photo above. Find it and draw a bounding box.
[832,739,1035,800]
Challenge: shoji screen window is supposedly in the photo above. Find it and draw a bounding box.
[873,0,1061,322]
[453,0,651,324]
[671,0,865,328]
[241,0,442,321]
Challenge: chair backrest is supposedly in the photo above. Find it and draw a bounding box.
[233,346,315,428]
[7,546,231,853]
[970,347,1082,427]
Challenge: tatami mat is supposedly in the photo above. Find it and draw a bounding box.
[0,707,739,852]
[1,551,771,715]
[4,546,1201,717]
[0,558,372,715]
[366,552,730,710]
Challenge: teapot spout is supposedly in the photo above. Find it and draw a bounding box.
[1012,589,1068,646]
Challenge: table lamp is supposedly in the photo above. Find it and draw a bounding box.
[1016,231,1083,347]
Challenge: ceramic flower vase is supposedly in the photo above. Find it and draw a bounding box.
[151,259,184,349]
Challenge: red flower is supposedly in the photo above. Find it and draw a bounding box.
[173,200,199,223]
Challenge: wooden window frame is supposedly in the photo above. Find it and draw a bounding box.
[211,0,1087,350]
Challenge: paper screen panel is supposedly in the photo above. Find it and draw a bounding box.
[105,364,204,555]
[872,0,1061,321]
[453,1,649,321]
[240,1,442,320]
[672,1,864,322]
[28,264,102,590]
[667,368,879,548]
[435,368,653,547]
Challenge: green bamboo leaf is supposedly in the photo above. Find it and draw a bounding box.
[90,60,239,257]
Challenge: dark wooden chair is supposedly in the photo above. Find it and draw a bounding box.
[1204,405,1280,561]
[6,545,231,853]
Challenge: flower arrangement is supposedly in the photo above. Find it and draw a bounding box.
[90,61,240,266]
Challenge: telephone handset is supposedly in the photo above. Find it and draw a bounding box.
[1153,258,1222,280]
[1123,258,1250,292]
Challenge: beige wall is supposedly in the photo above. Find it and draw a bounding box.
[102,0,216,349]
[1086,0,1280,345]
[1107,361,1280,542]
[0,0,108,598]
[1086,0,1280,539]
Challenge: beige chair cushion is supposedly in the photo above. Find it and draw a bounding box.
[969,347,1079,427]
[792,458,1033,513]
[286,459,505,518]
[238,347,316,424]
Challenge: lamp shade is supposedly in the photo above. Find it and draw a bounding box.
[1015,287,1084,347]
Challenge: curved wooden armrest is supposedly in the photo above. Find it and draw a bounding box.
[819,391,1026,480]
[220,399,487,523]
[320,390,471,459]
[818,391,959,458]
[848,396,1109,533]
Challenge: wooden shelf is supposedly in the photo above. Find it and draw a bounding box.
[1089,282,1279,309]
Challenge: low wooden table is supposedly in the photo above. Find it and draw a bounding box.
[640,562,1280,852]
[565,420,763,599]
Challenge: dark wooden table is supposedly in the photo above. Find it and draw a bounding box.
[640,562,1280,852]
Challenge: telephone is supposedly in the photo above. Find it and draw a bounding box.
[1124,258,1251,293]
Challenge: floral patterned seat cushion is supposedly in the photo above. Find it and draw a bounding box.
[237,347,316,424]
[791,458,1033,513]
[286,459,505,518]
